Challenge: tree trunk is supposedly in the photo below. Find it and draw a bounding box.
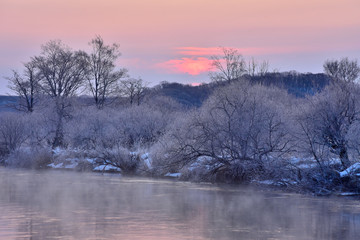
[339,147,351,169]
[52,99,65,148]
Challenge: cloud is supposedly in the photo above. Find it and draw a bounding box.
[175,46,326,57]
[155,45,309,76]
[156,57,212,75]
[175,47,223,56]
[190,82,202,86]
[175,47,269,56]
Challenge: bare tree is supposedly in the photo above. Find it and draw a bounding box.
[7,61,39,112]
[295,101,333,171]
[0,113,27,154]
[298,81,360,169]
[32,40,89,147]
[209,47,246,82]
[257,60,270,76]
[246,58,270,77]
[33,40,88,98]
[324,57,360,82]
[119,78,147,105]
[87,36,128,108]
[154,82,291,181]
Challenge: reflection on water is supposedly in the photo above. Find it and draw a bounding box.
[0,168,360,239]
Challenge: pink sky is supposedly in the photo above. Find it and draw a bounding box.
[1,0,360,94]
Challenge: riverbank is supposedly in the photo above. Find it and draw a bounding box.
[2,146,360,197]
[40,147,360,198]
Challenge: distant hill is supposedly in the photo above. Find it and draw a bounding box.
[149,72,330,107]
[247,72,330,97]
[148,82,212,107]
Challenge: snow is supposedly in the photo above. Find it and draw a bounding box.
[47,157,80,169]
[339,162,360,178]
[297,163,318,169]
[255,180,276,185]
[85,158,96,163]
[141,153,152,169]
[337,192,359,196]
[144,159,152,169]
[52,147,63,155]
[188,155,214,171]
[48,163,64,169]
[64,162,78,169]
[164,172,181,178]
[254,178,297,186]
[93,165,121,172]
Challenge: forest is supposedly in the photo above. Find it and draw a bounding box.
[1,37,360,195]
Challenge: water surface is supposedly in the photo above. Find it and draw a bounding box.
[0,168,359,239]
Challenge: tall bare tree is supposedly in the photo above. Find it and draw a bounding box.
[32,40,89,147]
[7,61,39,112]
[324,57,360,82]
[87,36,127,108]
[155,81,291,181]
[119,78,147,105]
[33,40,88,98]
[297,81,360,169]
[247,58,270,77]
[209,47,246,82]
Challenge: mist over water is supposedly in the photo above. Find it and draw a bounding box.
[0,168,360,239]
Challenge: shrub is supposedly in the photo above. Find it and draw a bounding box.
[6,147,52,169]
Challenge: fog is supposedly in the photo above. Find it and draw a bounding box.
[0,168,359,239]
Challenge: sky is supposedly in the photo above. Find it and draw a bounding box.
[0,0,360,95]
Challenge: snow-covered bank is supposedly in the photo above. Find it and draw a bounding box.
[339,163,360,178]
[3,146,360,196]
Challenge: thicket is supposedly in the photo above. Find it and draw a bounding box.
[2,40,360,194]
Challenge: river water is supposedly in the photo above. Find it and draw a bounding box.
[0,168,359,239]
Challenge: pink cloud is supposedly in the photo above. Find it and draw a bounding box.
[175,46,329,57]
[175,47,268,56]
[175,47,223,56]
[156,57,212,75]
[156,44,333,76]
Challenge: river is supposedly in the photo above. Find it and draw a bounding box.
[0,168,359,239]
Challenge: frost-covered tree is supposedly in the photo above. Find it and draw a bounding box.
[87,36,128,108]
[246,57,270,77]
[154,81,291,181]
[119,77,147,105]
[324,57,360,82]
[297,81,360,169]
[32,40,88,147]
[33,40,88,98]
[0,113,28,155]
[7,61,40,112]
[209,47,246,82]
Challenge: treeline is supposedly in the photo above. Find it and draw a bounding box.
[143,72,329,108]
[1,41,360,194]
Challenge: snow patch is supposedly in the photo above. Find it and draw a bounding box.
[337,192,359,196]
[297,163,318,169]
[255,180,276,185]
[339,163,360,178]
[93,165,121,172]
[165,172,181,178]
[48,163,64,169]
[141,153,152,169]
[85,158,96,164]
